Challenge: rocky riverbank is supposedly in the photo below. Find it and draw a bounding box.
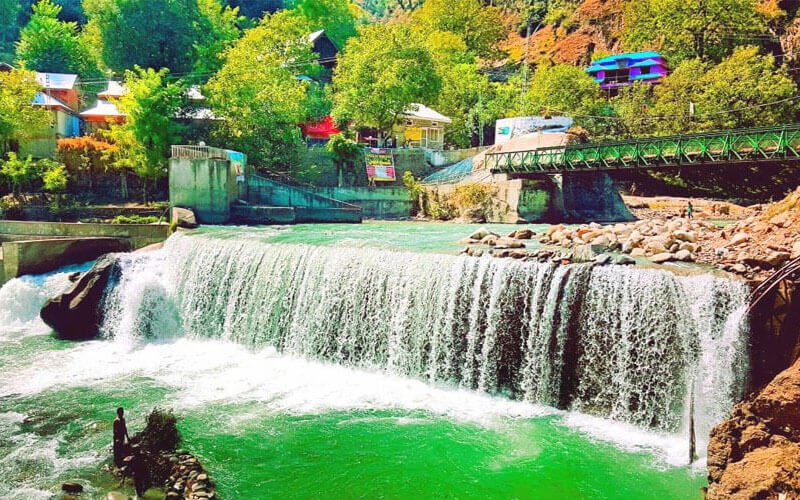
[165,452,217,499]
[460,187,800,282]
[707,357,800,499]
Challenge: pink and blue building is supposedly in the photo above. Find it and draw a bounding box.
[586,51,669,93]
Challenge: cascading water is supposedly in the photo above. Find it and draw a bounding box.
[102,231,749,442]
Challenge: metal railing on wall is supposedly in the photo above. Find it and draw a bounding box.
[171,145,230,161]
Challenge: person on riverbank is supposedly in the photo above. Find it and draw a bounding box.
[113,407,130,468]
[687,201,694,219]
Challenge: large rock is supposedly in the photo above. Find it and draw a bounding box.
[494,237,525,249]
[649,252,673,263]
[707,359,800,499]
[39,255,119,340]
[172,206,198,229]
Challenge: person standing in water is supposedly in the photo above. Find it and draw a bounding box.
[113,407,130,468]
[687,200,694,219]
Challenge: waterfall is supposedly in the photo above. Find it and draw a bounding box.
[102,232,749,437]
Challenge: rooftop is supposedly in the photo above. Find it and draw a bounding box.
[591,51,663,65]
[403,103,452,124]
[35,72,78,90]
[80,99,125,118]
[32,92,73,112]
[98,81,127,99]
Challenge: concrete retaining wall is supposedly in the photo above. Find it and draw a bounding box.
[2,237,129,282]
[310,187,413,219]
[0,220,168,248]
[423,172,634,224]
[169,158,238,224]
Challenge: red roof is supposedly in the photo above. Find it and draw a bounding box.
[300,115,340,139]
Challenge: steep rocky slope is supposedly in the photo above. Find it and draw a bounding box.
[707,357,800,499]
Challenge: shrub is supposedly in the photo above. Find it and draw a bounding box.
[110,214,160,225]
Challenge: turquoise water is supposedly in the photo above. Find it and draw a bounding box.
[192,221,546,254]
[0,223,730,499]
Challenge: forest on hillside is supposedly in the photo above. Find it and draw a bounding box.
[2,0,800,200]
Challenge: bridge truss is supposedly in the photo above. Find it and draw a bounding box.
[488,124,800,175]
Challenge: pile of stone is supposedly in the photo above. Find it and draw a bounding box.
[699,189,800,279]
[458,227,634,265]
[538,218,715,264]
[458,227,533,259]
[166,452,216,499]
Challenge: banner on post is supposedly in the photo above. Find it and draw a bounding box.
[365,148,396,182]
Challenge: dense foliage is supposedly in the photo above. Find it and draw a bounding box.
[206,11,319,170]
[1,0,799,199]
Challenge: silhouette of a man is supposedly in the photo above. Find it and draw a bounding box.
[113,407,130,468]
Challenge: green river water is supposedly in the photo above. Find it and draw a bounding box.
[0,223,719,499]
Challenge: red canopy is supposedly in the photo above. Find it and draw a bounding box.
[300,115,340,139]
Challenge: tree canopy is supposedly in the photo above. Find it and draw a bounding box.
[332,22,441,138]
[16,0,97,76]
[623,0,766,63]
[107,67,184,199]
[83,0,202,72]
[0,69,49,156]
[207,11,319,170]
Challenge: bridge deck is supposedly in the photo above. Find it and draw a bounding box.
[488,124,800,175]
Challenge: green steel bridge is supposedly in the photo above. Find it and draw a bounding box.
[488,124,800,176]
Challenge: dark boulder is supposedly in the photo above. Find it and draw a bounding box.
[40,255,119,340]
[61,481,83,494]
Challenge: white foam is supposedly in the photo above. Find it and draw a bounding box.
[562,412,694,468]
[0,263,93,339]
[0,337,553,427]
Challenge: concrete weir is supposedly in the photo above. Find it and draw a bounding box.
[0,220,168,284]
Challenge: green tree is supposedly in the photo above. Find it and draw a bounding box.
[0,0,20,60]
[332,23,441,142]
[611,83,656,138]
[193,0,244,75]
[15,0,98,75]
[207,11,317,170]
[650,58,709,135]
[83,0,202,72]
[107,67,184,202]
[0,69,49,155]
[522,64,608,131]
[41,159,68,208]
[0,153,38,195]
[694,46,796,130]
[412,0,506,59]
[41,160,68,192]
[623,0,765,63]
[288,0,361,48]
[325,133,362,186]
[420,30,502,147]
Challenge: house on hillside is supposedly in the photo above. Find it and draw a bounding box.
[586,52,669,94]
[80,80,126,133]
[393,104,452,150]
[308,30,339,83]
[19,72,81,158]
[0,62,13,72]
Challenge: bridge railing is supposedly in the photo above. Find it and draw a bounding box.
[488,124,800,173]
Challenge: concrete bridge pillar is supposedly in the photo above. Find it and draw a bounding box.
[552,172,635,223]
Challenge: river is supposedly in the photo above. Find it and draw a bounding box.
[0,222,749,498]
